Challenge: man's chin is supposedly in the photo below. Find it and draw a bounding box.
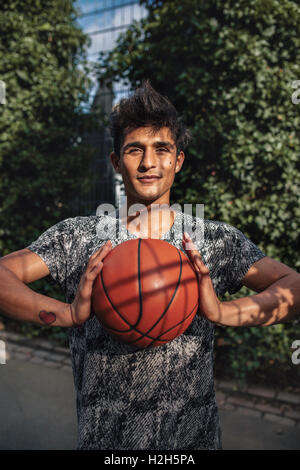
[133,188,161,201]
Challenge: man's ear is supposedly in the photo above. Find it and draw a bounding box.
[175,151,185,174]
[110,151,121,174]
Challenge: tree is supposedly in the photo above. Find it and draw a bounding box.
[0,0,99,344]
[96,0,300,384]
[0,0,97,255]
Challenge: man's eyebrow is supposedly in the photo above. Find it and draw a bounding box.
[154,141,175,149]
[122,141,142,152]
[122,141,175,152]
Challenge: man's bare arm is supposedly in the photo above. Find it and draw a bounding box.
[0,249,72,327]
[0,242,113,328]
[220,257,300,326]
[183,233,300,327]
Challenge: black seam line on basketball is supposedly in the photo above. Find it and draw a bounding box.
[100,261,144,333]
[99,239,144,333]
[126,245,183,345]
[156,299,198,339]
[104,299,198,343]
[99,268,159,339]
[137,238,143,327]
[146,300,199,346]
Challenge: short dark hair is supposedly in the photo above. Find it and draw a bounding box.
[109,79,192,157]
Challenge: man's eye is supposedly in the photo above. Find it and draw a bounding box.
[157,148,168,152]
[127,148,142,154]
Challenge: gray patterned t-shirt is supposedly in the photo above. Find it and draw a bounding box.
[26,209,266,450]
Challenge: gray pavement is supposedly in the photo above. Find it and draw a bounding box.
[0,357,300,450]
[220,410,300,450]
[0,358,77,450]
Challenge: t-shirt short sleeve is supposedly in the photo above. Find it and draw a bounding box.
[222,224,266,295]
[26,218,73,291]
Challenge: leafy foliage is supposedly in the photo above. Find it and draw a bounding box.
[0,0,100,345]
[0,0,98,253]
[96,0,300,384]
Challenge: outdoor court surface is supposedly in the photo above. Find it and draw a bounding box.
[0,358,299,450]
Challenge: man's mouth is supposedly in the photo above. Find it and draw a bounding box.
[137,176,161,184]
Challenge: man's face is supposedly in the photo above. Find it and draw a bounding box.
[110,126,185,205]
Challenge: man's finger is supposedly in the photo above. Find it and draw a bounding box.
[183,232,198,251]
[183,233,210,275]
[182,232,200,258]
[79,262,104,299]
[90,245,113,269]
[92,240,112,255]
[87,247,111,274]
[89,241,112,263]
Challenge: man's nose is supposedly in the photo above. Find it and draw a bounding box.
[138,149,157,171]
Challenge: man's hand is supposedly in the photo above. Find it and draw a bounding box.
[182,232,223,324]
[69,240,113,326]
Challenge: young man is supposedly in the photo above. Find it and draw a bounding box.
[0,81,299,450]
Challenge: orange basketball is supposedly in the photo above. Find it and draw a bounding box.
[92,238,199,348]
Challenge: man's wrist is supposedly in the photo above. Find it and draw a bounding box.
[212,299,250,327]
[69,304,82,328]
[218,296,270,327]
[61,303,80,328]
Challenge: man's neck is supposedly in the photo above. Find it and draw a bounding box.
[119,198,175,239]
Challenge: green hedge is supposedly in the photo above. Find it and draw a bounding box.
[0,0,98,255]
[215,287,300,387]
[0,0,99,347]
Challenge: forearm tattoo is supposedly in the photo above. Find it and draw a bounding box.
[38,310,56,325]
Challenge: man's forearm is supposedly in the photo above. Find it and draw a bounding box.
[0,265,72,327]
[219,274,300,327]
